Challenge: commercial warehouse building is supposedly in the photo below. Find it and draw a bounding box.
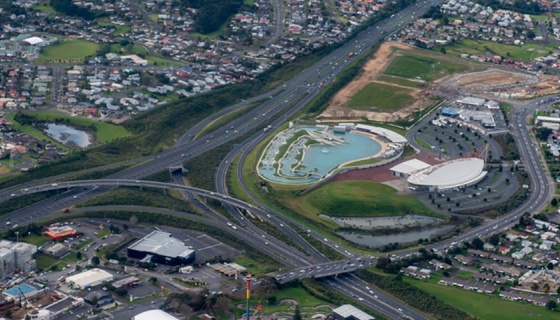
[127,231,195,266]
[65,268,114,290]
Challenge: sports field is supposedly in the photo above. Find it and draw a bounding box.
[384,54,472,81]
[38,40,100,63]
[346,82,415,112]
[406,278,558,320]
[291,181,437,219]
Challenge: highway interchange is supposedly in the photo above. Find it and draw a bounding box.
[0,1,557,319]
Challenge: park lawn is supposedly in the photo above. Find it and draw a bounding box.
[291,181,439,218]
[243,0,255,5]
[22,234,51,246]
[36,254,60,269]
[376,75,421,88]
[406,278,558,320]
[446,39,557,61]
[346,82,415,112]
[384,54,473,81]
[34,3,55,15]
[63,251,84,263]
[38,39,100,63]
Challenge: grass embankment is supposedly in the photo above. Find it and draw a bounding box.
[38,39,100,63]
[287,181,439,220]
[77,187,196,213]
[445,39,557,62]
[406,278,558,320]
[384,54,473,81]
[346,82,415,112]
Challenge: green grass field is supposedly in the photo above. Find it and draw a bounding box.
[22,234,51,246]
[384,54,473,81]
[376,75,421,88]
[38,40,100,63]
[446,39,557,62]
[406,278,558,320]
[346,82,415,112]
[291,181,438,218]
[36,254,60,269]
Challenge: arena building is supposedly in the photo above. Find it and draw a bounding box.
[407,158,487,191]
[127,231,195,266]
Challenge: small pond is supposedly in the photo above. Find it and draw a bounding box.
[337,225,454,248]
[45,123,92,148]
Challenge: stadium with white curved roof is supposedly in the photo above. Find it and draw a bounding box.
[133,310,179,320]
[407,158,487,191]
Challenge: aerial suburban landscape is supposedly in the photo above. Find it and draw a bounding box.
[3,0,560,320]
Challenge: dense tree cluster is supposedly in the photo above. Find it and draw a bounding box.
[181,0,243,34]
[50,0,98,20]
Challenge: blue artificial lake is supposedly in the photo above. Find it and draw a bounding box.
[259,126,381,184]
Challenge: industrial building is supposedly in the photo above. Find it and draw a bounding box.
[43,243,69,257]
[84,291,114,307]
[133,310,180,320]
[65,268,114,290]
[407,158,487,191]
[333,304,375,320]
[127,231,195,266]
[0,240,37,277]
[456,96,485,107]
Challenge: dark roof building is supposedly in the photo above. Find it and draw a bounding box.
[127,231,195,266]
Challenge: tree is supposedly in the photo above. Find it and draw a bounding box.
[440,47,447,54]
[471,237,484,250]
[91,256,100,266]
[543,283,550,293]
[546,300,556,310]
[77,252,82,259]
[489,234,500,246]
[527,30,536,39]
[149,277,158,285]
[551,198,558,207]
[293,306,302,320]
[531,283,539,291]
[5,309,12,318]
[557,286,560,294]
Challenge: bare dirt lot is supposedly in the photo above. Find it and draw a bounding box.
[319,42,434,122]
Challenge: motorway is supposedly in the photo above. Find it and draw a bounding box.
[0,1,553,319]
